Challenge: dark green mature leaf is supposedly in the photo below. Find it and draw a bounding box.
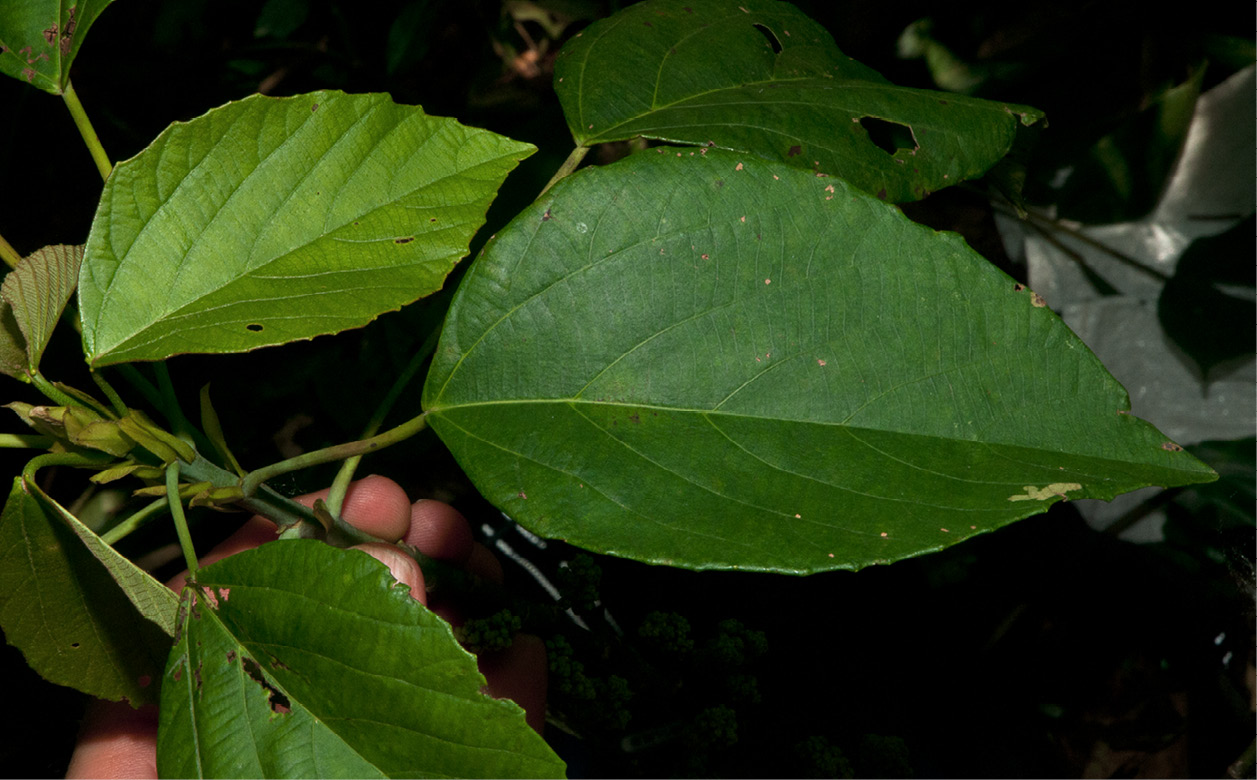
[158,541,564,778]
[0,478,175,704]
[79,90,535,367]
[423,149,1216,574]
[553,0,1043,202]
[0,0,114,93]
[1,244,83,372]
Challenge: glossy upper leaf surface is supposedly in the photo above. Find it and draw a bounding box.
[0,478,174,704]
[79,90,534,366]
[423,149,1215,574]
[554,0,1043,201]
[0,0,113,93]
[157,541,565,778]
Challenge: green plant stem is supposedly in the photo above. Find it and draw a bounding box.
[91,370,128,418]
[241,410,430,498]
[540,144,590,196]
[29,371,111,417]
[153,363,195,440]
[62,80,112,182]
[0,231,21,269]
[22,450,113,485]
[0,433,54,448]
[100,496,169,545]
[327,328,440,515]
[178,452,470,592]
[115,364,164,410]
[166,463,199,576]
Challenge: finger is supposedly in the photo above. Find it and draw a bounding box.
[65,700,159,780]
[352,542,427,607]
[166,476,412,591]
[405,499,474,563]
[478,634,548,735]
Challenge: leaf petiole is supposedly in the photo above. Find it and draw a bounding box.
[0,434,54,449]
[166,463,198,576]
[61,80,112,183]
[327,327,440,515]
[99,496,170,546]
[240,410,430,498]
[0,231,20,269]
[539,144,590,197]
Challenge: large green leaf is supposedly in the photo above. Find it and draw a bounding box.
[79,90,535,367]
[0,477,175,704]
[157,541,564,778]
[553,0,1042,202]
[0,0,113,93]
[423,149,1216,574]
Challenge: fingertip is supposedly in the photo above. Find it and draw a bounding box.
[66,700,159,779]
[405,499,475,563]
[467,542,504,584]
[336,475,413,542]
[353,543,427,606]
[479,633,548,736]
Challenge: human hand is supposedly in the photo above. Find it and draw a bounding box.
[65,475,547,779]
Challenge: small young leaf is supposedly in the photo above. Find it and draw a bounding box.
[157,541,565,778]
[0,1,115,94]
[423,149,1216,574]
[553,0,1043,201]
[115,410,196,464]
[1,244,83,372]
[0,477,176,704]
[199,384,245,475]
[78,90,535,367]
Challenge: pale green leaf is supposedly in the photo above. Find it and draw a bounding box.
[0,299,25,379]
[157,541,565,778]
[1,244,83,372]
[554,0,1043,201]
[79,90,535,366]
[423,150,1216,574]
[0,477,176,704]
[0,0,114,93]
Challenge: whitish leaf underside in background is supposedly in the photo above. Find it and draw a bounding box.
[79,90,535,366]
[0,0,114,93]
[554,0,1043,201]
[423,149,1216,574]
[158,542,565,778]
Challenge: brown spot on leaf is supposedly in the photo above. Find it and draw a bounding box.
[242,657,291,715]
[542,208,552,221]
[1013,283,1026,292]
[1161,441,1183,452]
[246,323,264,332]
[43,25,58,45]
[311,103,318,112]
[394,236,414,244]
[787,145,802,157]
[876,188,887,200]
[1031,292,1047,307]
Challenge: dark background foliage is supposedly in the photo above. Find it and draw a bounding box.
[1,1,1252,777]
